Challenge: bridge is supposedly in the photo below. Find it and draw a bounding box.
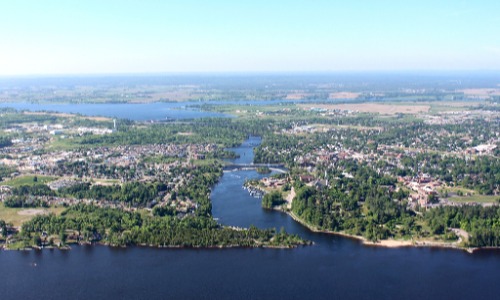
[223,163,287,173]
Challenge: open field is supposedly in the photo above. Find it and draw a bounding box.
[92,178,121,186]
[1,175,58,187]
[459,88,500,99]
[427,101,484,107]
[439,187,499,204]
[0,203,65,227]
[447,194,499,204]
[427,101,485,113]
[300,103,430,115]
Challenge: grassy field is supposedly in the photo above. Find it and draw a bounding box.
[1,175,58,187]
[47,137,82,151]
[439,186,499,203]
[447,194,499,204]
[0,203,66,227]
[299,103,431,115]
[193,158,221,166]
[92,178,121,186]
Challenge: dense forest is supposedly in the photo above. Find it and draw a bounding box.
[291,164,412,242]
[18,204,306,248]
[77,119,274,147]
[424,206,500,247]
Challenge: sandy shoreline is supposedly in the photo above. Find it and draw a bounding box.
[285,210,481,253]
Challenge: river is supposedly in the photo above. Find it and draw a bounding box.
[1,137,500,299]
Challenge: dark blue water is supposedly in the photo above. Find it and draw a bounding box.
[1,138,500,300]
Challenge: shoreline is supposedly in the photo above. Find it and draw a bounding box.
[1,236,309,251]
[1,243,306,251]
[283,209,483,253]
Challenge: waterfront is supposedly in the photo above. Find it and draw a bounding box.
[1,136,500,299]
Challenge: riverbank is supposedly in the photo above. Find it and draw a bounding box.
[284,210,481,253]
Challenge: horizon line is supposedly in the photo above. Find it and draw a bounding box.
[1,69,500,78]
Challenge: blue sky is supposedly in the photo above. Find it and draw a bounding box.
[1,0,499,75]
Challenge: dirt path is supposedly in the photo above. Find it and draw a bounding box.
[285,187,295,209]
[450,228,470,244]
[17,209,49,216]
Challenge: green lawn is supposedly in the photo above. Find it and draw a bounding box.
[1,175,58,187]
[47,137,83,151]
[0,203,66,227]
[192,158,221,166]
[439,186,499,203]
[447,194,499,204]
[92,178,121,185]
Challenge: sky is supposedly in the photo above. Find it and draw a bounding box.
[0,0,499,75]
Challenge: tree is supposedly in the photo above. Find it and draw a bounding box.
[428,193,438,204]
[262,191,285,209]
[32,235,42,247]
[59,229,67,245]
[0,220,6,237]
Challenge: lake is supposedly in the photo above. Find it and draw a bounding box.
[1,136,500,299]
[0,99,308,121]
[0,102,229,120]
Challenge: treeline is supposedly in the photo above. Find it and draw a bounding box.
[425,206,500,247]
[76,119,275,147]
[0,219,7,239]
[4,195,49,208]
[19,204,306,248]
[4,184,55,208]
[262,191,285,209]
[0,165,15,181]
[58,182,168,206]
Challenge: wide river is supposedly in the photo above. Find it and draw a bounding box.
[1,138,500,299]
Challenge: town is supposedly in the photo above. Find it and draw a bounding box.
[0,97,499,251]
